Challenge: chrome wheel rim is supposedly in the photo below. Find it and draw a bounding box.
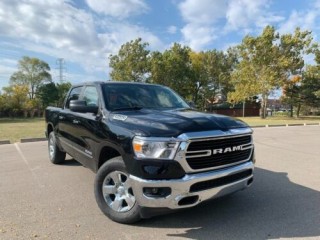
[102,171,136,213]
[49,135,55,159]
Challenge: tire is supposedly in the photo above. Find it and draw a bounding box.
[94,156,141,224]
[48,131,66,164]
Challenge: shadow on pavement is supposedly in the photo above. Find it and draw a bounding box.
[136,168,320,239]
[62,158,82,166]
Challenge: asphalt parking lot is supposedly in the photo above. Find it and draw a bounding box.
[0,126,320,240]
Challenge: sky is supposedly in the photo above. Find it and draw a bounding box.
[1,0,320,90]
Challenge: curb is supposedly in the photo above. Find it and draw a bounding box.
[20,137,47,143]
[0,140,11,145]
[251,123,320,128]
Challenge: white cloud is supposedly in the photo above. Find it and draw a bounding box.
[181,24,217,51]
[167,25,177,34]
[226,0,267,30]
[0,0,163,80]
[178,0,227,50]
[85,0,149,19]
[225,0,284,32]
[278,3,320,34]
[179,0,227,24]
[178,0,284,50]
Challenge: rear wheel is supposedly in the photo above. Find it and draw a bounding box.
[94,157,141,224]
[48,132,66,164]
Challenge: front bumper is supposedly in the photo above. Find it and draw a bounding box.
[130,161,254,209]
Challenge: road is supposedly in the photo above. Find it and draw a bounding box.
[0,126,320,240]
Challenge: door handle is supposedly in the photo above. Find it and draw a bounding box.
[73,119,80,124]
[59,116,65,120]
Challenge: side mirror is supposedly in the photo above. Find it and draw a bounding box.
[69,100,98,114]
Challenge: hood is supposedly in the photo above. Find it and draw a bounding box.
[108,108,249,137]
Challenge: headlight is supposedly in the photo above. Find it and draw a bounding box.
[132,137,180,160]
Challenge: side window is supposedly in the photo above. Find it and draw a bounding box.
[66,86,82,108]
[83,86,99,107]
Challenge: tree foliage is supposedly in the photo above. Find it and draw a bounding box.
[109,38,150,82]
[228,26,285,118]
[150,43,193,98]
[189,49,237,106]
[37,82,59,108]
[0,85,29,116]
[37,82,72,108]
[279,28,314,116]
[10,56,52,99]
[228,26,316,118]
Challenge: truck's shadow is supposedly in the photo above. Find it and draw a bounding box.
[63,158,82,167]
[136,168,320,239]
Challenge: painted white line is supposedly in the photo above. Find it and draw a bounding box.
[14,143,43,188]
[14,143,31,167]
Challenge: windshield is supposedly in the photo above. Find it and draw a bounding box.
[102,83,190,111]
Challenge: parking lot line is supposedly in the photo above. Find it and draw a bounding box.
[14,143,43,188]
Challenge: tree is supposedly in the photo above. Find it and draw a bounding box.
[1,85,29,117]
[300,66,320,112]
[281,75,302,116]
[279,28,314,117]
[10,56,52,99]
[56,82,72,107]
[228,26,286,118]
[150,43,193,99]
[189,49,237,107]
[109,38,150,82]
[37,81,72,108]
[37,82,59,108]
[189,51,207,104]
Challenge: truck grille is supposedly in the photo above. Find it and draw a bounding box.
[186,135,252,170]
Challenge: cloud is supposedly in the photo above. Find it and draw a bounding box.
[167,25,177,34]
[278,1,320,34]
[178,0,284,50]
[178,0,227,50]
[0,0,163,79]
[179,0,227,24]
[85,0,149,19]
[180,24,217,51]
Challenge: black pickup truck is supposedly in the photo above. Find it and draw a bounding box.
[45,81,255,223]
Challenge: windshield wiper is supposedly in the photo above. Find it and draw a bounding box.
[111,106,143,111]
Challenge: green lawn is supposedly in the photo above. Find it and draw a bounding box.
[0,116,320,143]
[0,118,46,143]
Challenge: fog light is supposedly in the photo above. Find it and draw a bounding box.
[143,187,171,198]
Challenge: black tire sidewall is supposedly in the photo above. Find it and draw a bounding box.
[94,157,141,224]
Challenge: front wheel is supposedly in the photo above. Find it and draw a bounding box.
[94,157,141,224]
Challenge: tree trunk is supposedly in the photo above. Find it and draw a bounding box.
[289,89,293,117]
[296,103,301,118]
[260,94,267,119]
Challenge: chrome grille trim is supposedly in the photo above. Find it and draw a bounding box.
[174,128,254,173]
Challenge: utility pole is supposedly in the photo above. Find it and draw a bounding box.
[56,58,66,83]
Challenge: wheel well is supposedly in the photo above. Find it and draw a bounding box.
[98,146,121,169]
[47,124,53,135]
